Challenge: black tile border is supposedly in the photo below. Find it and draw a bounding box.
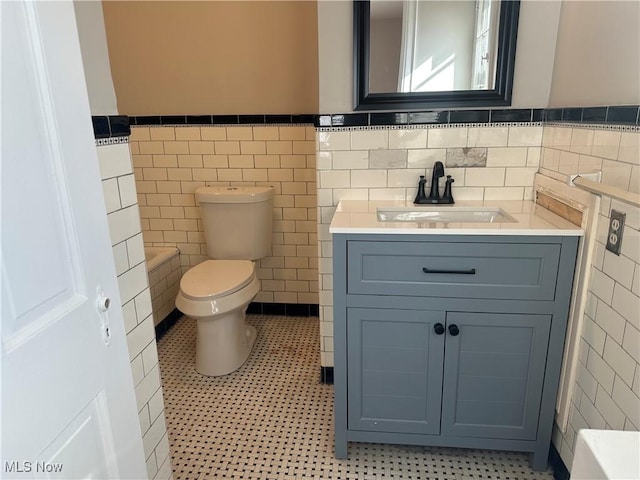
[370,112,409,126]
[320,366,334,384]
[130,114,318,127]
[247,302,319,317]
[92,116,110,138]
[331,113,369,127]
[608,105,639,124]
[545,105,640,125]
[317,105,640,128]
[408,110,449,124]
[94,105,639,140]
[561,107,583,122]
[159,303,319,336]
[154,308,182,341]
[450,109,491,123]
[92,115,130,139]
[544,108,563,122]
[549,442,569,480]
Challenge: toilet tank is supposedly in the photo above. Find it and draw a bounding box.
[195,186,274,260]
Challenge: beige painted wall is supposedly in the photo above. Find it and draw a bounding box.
[103,1,318,115]
[549,1,640,107]
[318,0,562,112]
[510,0,561,108]
[318,0,352,113]
[74,1,118,115]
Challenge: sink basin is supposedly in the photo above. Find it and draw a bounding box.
[377,207,517,224]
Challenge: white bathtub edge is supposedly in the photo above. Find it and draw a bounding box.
[145,246,180,272]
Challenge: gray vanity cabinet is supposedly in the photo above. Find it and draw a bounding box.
[333,234,579,471]
[440,312,551,441]
[347,308,445,435]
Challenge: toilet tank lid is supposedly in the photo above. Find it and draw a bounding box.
[196,186,274,204]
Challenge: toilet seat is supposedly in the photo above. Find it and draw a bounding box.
[176,260,260,319]
[180,260,255,301]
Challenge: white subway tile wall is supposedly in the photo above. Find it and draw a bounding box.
[130,125,318,305]
[315,124,543,367]
[128,121,638,476]
[541,125,640,469]
[97,143,172,480]
[316,123,639,473]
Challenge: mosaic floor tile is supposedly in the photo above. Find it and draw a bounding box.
[157,315,555,480]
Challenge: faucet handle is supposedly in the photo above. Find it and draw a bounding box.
[443,175,455,204]
[414,174,429,204]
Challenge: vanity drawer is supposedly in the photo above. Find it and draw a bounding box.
[347,241,561,300]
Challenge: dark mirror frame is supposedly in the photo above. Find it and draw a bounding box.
[354,0,520,111]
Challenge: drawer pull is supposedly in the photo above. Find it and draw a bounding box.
[434,323,445,335]
[422,267,476,275]
[448,324,460,336]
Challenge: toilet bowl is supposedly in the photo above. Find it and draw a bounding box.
[176,185,274,376]
[176,259,260,376]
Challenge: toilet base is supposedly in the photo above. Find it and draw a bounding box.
[195,309,257,377]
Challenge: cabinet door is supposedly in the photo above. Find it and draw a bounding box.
[347,308,444,434]
[441,312,551,440]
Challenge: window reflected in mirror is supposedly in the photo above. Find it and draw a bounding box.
[369,0,501,94]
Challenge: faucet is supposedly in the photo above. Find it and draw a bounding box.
[428,161,445,202]
[414,161,455,204]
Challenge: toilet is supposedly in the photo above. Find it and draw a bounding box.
[175,186,274,376]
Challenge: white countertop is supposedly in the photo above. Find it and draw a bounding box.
[329,200,584,236]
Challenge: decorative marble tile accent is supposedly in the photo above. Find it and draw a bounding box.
[445,147,487,167]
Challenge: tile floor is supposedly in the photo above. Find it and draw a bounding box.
[157,314,556,479]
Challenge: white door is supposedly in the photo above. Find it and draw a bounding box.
[1,2,147,478]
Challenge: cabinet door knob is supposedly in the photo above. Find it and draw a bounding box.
[434,323,445,335]
[448,324,460,336]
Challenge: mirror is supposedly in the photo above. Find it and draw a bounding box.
[354,0,520,110]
